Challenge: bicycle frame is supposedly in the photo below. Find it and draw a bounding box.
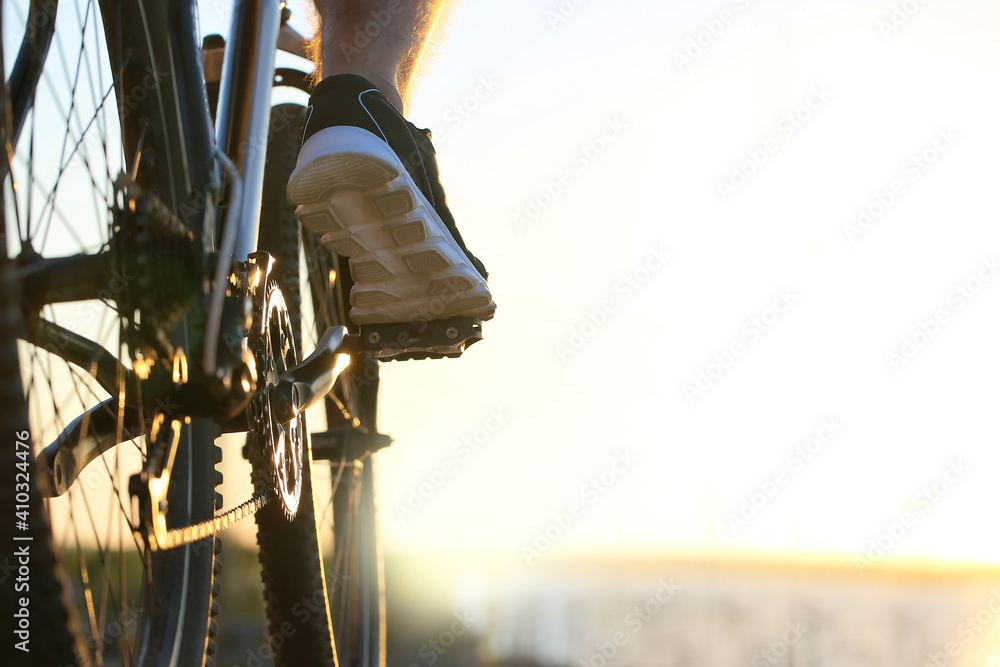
[206,1,356,424]
[17,0,477,498]
[10,0,325,495]
[214,0,283,263]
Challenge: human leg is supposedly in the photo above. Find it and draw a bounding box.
[287,0,496,331]
[311,0,454,112]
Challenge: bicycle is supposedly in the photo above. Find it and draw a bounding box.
[0,1,484,665]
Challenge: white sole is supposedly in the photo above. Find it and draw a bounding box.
[286,126,496,325]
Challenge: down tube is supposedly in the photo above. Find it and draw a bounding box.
[169,0,219,220]
[215,0,282,262]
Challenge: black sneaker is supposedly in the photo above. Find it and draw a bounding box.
[286,74,495,325]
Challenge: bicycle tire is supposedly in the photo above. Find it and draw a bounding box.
[1,2,220,665]
[254,102,386,667]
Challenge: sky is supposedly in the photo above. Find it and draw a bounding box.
[199,0,1000,569]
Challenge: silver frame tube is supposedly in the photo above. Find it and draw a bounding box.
[214,0,283,262]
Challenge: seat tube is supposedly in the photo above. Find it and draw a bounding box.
[214,0,282,262]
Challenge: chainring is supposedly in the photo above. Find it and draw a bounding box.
[249,279,304,519]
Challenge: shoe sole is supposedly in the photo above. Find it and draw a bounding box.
[286,126,496,325]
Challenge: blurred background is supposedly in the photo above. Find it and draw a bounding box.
[195,0,1000,664]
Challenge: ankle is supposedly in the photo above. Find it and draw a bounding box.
[319,65,404,113]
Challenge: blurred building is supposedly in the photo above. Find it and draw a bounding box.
[466,556,1000,667]
[216,550,1000,667]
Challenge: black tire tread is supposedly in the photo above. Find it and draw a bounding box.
[253,104,337,667]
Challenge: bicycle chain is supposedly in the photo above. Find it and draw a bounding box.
[148,491,271,551]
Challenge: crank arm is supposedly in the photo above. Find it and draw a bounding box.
[268,318,486,422]
[270,326,353,423]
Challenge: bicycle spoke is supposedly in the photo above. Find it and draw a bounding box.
[34,79,118,253]
[25,111,34,244]
[70,496,103,656]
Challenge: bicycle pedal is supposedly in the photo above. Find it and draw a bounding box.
[358,318,483,361]
[311,426,393,461]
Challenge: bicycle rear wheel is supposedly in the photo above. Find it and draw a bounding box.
[254,102,386,667]
[1,1,220,665]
